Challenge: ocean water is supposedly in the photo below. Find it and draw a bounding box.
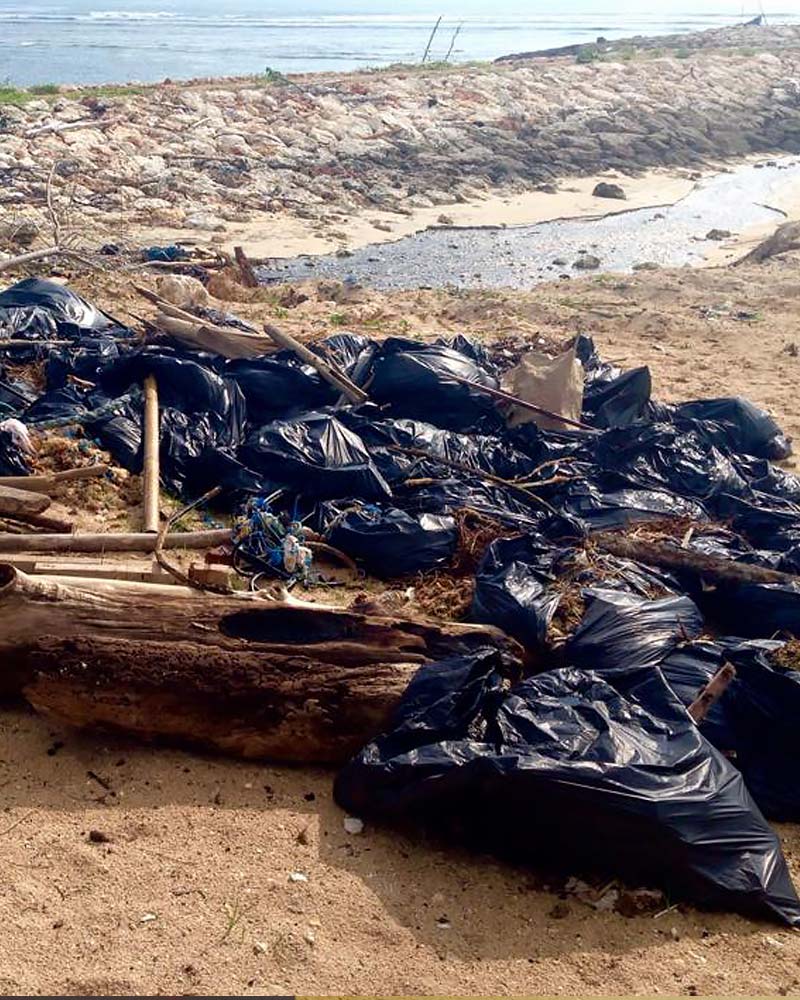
[1,0,799,88]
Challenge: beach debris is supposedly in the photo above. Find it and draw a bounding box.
[288,872,308,883]
[592,182,626,200]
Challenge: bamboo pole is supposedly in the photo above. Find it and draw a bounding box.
[263,322,369,404]
[0,466,109,493]
[142,375,160,533]
[0,528,230,555]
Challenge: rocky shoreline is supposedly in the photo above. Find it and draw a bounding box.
[2,23,800,255]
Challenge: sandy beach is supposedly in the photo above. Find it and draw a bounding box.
[5,19,800,999]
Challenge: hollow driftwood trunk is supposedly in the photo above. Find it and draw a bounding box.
[0,565,520,763]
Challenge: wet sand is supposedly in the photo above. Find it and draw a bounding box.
[258,157,800,289]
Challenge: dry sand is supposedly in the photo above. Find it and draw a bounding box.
[3,256,800,996]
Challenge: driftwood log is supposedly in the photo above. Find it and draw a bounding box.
[593,532,800,587]
[0,565,520,763]
[0,485,51,519]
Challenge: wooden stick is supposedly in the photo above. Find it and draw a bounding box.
[447,373,595,432]
[0,246,60,273]
[234,245,259,288]
[421,14,443,62]
[142,375,160,533]
[0,466,109,493]
[263,322,369,404]
[0,528,231,554]
[688,663,736,723]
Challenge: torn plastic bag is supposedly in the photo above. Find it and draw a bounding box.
[225,356,333,424]
[0,278,127,342]
[703,580,800,638]
[672,398,792,461]
[565,589,703,671]
[0,426,30,476]
[557,477,707,533]
[99,351,244,430]
[45,335,121,389]
[0,368,37,418]
[23,385,90,425]
[325,505,457,577]
[470,536,563,649]
[584,366,652,429]
[346,415,541,484]
[313,332,377,384]
[368,338,502,431]
[662,639,800,821]
[160,408,243,495]
[335,651,800,926]
[396,476,544,529]
[593,423,748,504]
[241,412,391,502]
[575,335,651,428]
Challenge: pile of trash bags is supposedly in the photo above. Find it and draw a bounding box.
[4,276,800,925]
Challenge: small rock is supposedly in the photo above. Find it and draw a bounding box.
[592,181,626,200]
[784,342,799,357]
[670,926,681,941]
[437,214,454,225]
[535,183,558,194]
[140,912,158,924]
[573,254,601,270]
[288,871,308,883]
[706,228,732,241]
[88,829,111,844]
[552,257,567,266]
[304,928,316,944]
[343,816,364,835]
[615,887,666,917]
[253,940,268,955]
[548,900,571,919]
[632,261,660,271]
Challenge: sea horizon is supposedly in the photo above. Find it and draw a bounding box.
[2,0,800,88]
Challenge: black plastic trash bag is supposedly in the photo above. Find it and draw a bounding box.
[242,412,391,501]
[335,650,800,926]
[99,350,244,430]
[584,366,652,429]
[0,367,37,418]
[0,426,30,476]
[0,277,127,342]
[703,580,800,638]
[368,338,502,431]
[662,638,800,822]
[575,334,652,428]
[225,356,333,424]
[565,589,703,671]
[470,536,562,649]
[326,505,458,577]
[556,476,707,533]
[593,423,748,504]
[674,397,792,461]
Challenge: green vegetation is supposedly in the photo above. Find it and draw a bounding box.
[0,80,148,106]
[329,312,348,326]
[575,45,600,64]
[263,66,291,86]
[676,47,692,59]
